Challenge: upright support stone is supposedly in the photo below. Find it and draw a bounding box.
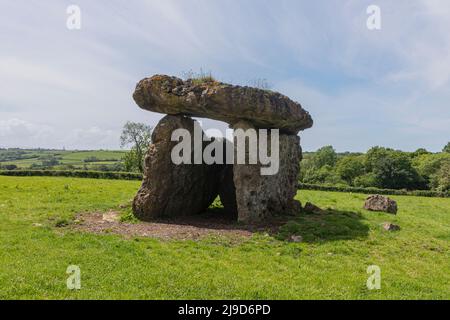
[132,115,223,221]
[232,121,302,223]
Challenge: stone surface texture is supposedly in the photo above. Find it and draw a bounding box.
[231,121,302,222]
[132,115,223,221]
[133,75,313,135]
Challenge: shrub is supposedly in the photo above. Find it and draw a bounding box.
[354,173,377,188]
[443,142,450,153]
[1,164,18,170]
[366,147,426,190]
[336,156,365,185]
[430,162,450,192]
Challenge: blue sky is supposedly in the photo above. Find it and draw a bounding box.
[0,0,449,152]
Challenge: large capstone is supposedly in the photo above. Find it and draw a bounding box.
[132,115,223,220]
[133,75,313,135]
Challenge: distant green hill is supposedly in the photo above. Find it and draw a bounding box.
[0,149,127,171]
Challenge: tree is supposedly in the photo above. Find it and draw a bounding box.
[431,162,450,191]
[301,164,346,186]
[123,148,139,172]
[412,153,450,188]
[336,156,365,185]
[371,151,425,190]
[365,146,391,172]
[311,146,337,168]
[412,148,430,157]
[120,121,153,173]
[443,142,450,153]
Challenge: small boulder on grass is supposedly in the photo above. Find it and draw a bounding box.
[383,223,401,231]
[364,195,398,214]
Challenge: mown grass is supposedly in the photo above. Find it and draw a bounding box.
[0,176,448,299]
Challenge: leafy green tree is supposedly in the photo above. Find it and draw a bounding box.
[123,149,140,172]
[412,148,430,158]
[301,164,346,186]
[431,162,450,191]
[412,153,450,188]
[311,145,337,168]
[299,147,339,185]
[371,151,425,190]
[443,142,450,153]
[336,156,365,185]
[120,122,153,173]
[353,173,377,188]
[365,146,391,172]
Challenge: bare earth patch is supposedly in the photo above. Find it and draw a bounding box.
[73,210,289,241]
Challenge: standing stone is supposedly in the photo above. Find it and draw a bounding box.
[232,121,302,222]
[132,115,223,221]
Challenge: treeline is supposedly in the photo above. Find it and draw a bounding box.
[299,143,450,192]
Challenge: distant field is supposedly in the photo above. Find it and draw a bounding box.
[0,149,126,170]
[0,176,448,299]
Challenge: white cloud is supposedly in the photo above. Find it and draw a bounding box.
[66,126,119,150]
[0,118,55,148]
[0,119,122,150]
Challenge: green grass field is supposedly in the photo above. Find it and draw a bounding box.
[0,176,448,299]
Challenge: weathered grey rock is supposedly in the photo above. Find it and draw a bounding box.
[132,115,223,220]
[133,75,313,135]
[232,121,302,222]
[132,74,314,223]
[364,195,398,214]
[383,223,401,231]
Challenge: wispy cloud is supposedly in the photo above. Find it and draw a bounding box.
[0,0,449,151]
[0,118,55,148]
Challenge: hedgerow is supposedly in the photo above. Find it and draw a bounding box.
[0,170,142,181]
[298,183,449,198]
